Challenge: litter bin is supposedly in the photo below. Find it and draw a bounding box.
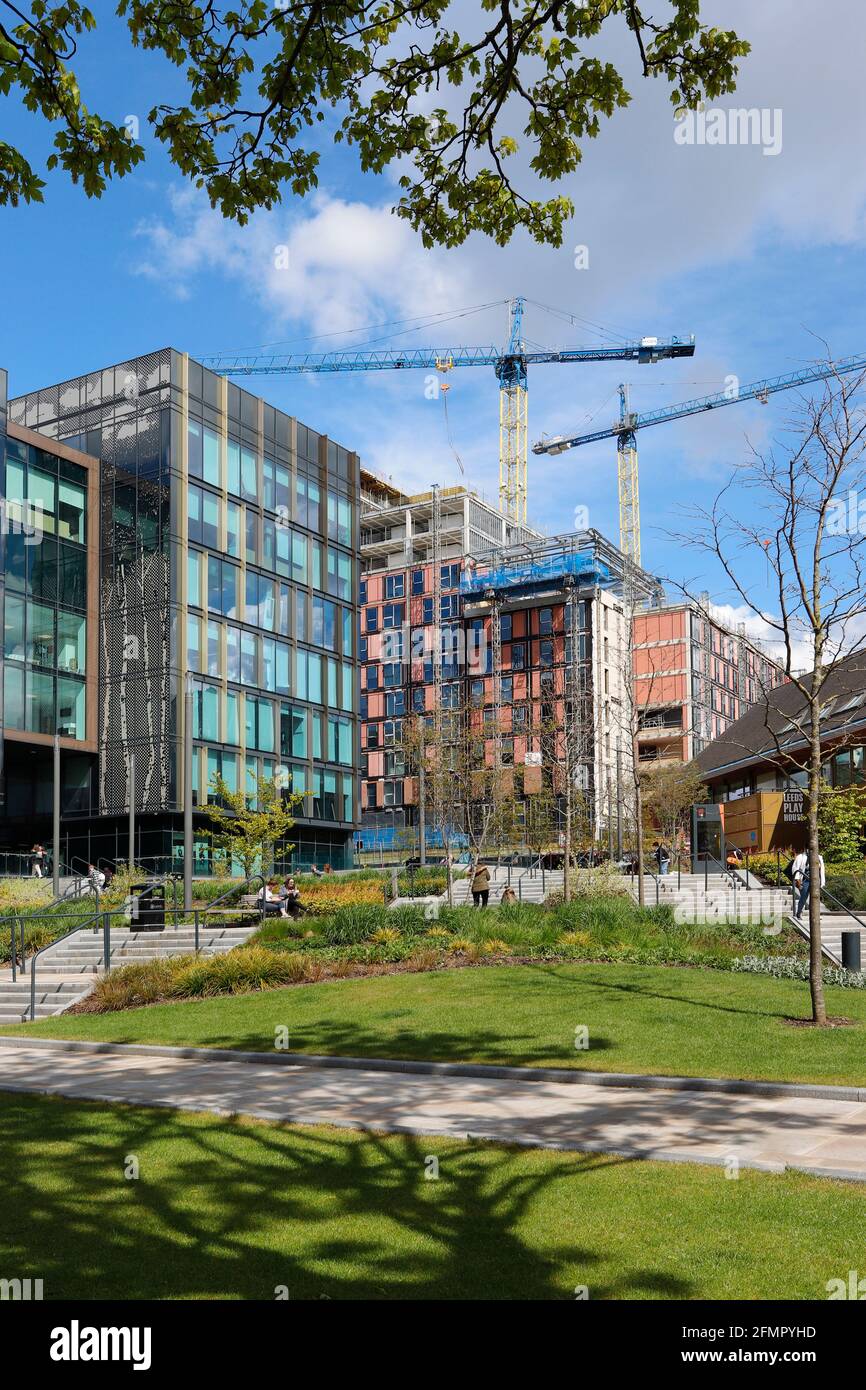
[841,929,861,972]
[131,881,166,932]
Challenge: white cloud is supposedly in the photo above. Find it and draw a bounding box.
[127,0,866,549]
[133,185,466,339]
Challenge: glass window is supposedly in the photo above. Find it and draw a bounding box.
[187,615,200,672]
[258,698,275,752]
[291,707,307,758]
[279,584,291,637]
[260,578,275,632]
[28,467,56,535]
[295,590,307,642]
[57,480,86,544]
[223,562,238,619]
[3,595,25,662]
[27,602,55,668]
[241,632,257,685]
[338,496,351,546]
[202,492,220,549]
[188,485,202,543]
[307,479,321,531]
[5,458,25,504]
[188,420,203,478]
[203,427,220,487]
[26,670,55,733]
[245,571,259,625]
[57,611,86,673]
[262,638,276,692]
[226,502,241,558]
[227,441,241,496]
[245,509,258,565]
[202,684,219,741]
[295,651,307,701]
[3,663,24,728]
[275,525,290,577]
[226,625,240,682]
[188,550,201,607]
[292,533,307,584]
[308,653,322,703]
[262,517,275,570]
[263,459,275,511]
[342,608,353,657]
[57,676,86,739]
[207,621,221,677]
[208,556,222,614]
[241,448,257,502]
[341,663,354,712]
[57,545,86,610]
[226,691,239,745]
[276,642,290,695]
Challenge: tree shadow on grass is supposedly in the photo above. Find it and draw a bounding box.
[527,962,795,1022]
[0,1091,694,1301]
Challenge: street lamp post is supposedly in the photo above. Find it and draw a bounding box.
[128,751,136,872]
[184,675,194,911]
[52,734,60,896]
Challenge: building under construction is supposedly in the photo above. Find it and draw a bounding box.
[359,487,664,854]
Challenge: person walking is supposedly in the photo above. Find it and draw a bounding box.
[794,848,825,921]
[30,843,46,877]
[470,860,491,907]
[653,841,671,876]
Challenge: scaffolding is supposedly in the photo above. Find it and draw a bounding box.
[462,529,663,607]
[490,594,503,771]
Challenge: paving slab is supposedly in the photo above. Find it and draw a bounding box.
[1,1039,866,1179]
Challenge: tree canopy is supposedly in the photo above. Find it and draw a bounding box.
[1,1,748,245]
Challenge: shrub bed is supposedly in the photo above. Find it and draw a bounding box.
[733,955,866,989]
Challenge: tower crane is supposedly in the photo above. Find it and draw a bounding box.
[202,298,695,524]
[533,351,866,566]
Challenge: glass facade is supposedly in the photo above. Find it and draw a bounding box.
[6,351,360,869]
[1,434,88,740]
[182,358,358,856]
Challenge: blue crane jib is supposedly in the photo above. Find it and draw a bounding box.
[460,551,611,596]
[532,351,866,456]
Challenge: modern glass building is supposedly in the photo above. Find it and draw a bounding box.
[4,352,360,871]
[0,367,99,845]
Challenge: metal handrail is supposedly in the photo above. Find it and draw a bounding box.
[26,907,128,1023]
[0,888,101,970]
[629,858,661,906]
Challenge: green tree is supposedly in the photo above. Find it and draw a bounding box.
[203,774,301,880]
[816,785,865,864]
[1,2,748,244]
[640,759,707,867]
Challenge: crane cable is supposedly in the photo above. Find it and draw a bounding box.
[440,383,464,475]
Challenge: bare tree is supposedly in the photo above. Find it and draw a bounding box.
[673,364,866,1025]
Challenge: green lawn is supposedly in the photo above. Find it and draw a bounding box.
[0,1090,862,1300]
[5,962,866,1086]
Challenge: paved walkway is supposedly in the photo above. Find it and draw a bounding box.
[2,1039,866,1180]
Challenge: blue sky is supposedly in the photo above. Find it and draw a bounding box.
[1,0,864,659]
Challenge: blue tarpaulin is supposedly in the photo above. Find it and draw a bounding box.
[460,551,610,595]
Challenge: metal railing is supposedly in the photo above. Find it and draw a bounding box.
[21,883,266,1021]
[26,907,128,1024]
[2,889,103,981]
